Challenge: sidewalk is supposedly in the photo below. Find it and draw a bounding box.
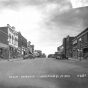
[8,57,23,62]
[68,58,88,62]
[0,57,23,62]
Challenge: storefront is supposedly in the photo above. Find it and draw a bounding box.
[0,42,9,59]
[81,42,88,59]
[83,48,88,59]
[9,45,18,59]
[17,47,22,57]
[22,47,26,56]
[17,47,26,57]
[0,48,3,58]
[73,49,78,59]
[72,28,88,60]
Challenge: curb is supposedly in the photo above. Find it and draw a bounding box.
[8,58,23,62]
[68,58,80,61]
[9,59,23,62]
[68,58,88,62]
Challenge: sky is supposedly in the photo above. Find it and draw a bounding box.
[0,0,88,55]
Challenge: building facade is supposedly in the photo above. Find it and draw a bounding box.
[0,26,8,59]
[18,32,27,57]
[66,35,74,58]
[62,36,74,58]
[27,41,34,54]
[7,24,18,58]
[62,38,67,57]
[72,28,88,59]
[0,24,18,59]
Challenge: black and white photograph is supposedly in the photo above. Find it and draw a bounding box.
[0,0,88,88]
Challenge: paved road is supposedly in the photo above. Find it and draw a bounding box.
[0,58,88,88]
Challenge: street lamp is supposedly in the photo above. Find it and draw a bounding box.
[7,36,10,61]
[79,38,82,61]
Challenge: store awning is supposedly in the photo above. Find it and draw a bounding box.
[0,42,8,48]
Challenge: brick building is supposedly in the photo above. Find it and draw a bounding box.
[66,35,74,58]
[62,38,66,57]
[72,28,88,59]
[0,24,18,59]
[0,27,8,59]
[62,36,74,58]
[18,32,27,57]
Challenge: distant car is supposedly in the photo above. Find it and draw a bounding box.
[23,54,35,59]
[56,56,60,59]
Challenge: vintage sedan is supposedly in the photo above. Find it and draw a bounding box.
[23,54,35,59]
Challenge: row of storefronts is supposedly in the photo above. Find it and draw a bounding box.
[0,24,27,59]
[0,46,28,59]
[58,28,88,60]
[72,28,88,60]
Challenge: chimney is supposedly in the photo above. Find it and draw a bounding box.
[7,24,11,28]
[7,24,10,27]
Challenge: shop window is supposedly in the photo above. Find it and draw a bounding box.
[15,38,18,45]
[9,34,11,43]
[12,36,13,44]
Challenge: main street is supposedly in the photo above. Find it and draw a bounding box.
[0,58,88,88]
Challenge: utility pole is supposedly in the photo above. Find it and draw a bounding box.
[7,36,10,61]
[79,38,82,61]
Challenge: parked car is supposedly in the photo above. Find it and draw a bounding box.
[56,55,60,59]
[55,54,68,60]
[23,54,35,59]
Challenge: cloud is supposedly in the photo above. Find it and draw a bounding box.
[0,0,19,10]
[0,0,72,10]
[70,0,88,8]
[1,0,88,55]
[38,6,88,49]
[44,6,88,32]
[23,0,71,6]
